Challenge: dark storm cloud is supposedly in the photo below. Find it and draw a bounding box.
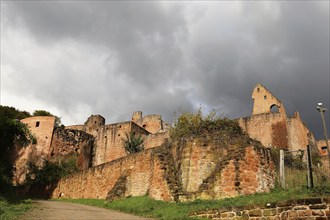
[183,1,329,138]
[1,1,329,138]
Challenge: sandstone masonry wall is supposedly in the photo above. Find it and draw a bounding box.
[287,112,314,152]
[238,111,316,151]
[238,113,287,148]
[52,148,174,201]
[144,131,169,149]
[70,112,169,167]
[191,197,330,220]
[134,114,164,134]
[91,121,151,166]
[174,137,275,201]
[49,128,94,170]
[52,137,275,202]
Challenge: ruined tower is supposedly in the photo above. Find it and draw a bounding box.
[252,83,287,117]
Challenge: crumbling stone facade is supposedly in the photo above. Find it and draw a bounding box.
[52,137,275,201]
[49,128,94,170]
[14,112,169,184]
[64,112,169,166]
[238,84,317,152]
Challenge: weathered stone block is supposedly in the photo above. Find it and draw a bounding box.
[293,205,308,210]
[309,204,327,210]
[288,211,298,218]
[249,209,262,217]
[298,210,312,217]
[312,210,325,216]
[263,208,277,216]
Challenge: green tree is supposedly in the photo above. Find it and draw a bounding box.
[0,106,35,186]
[122,132,144,154]
[33,110,62,127]
[0,106,31,120]
[32,110,53,116]
[25,156,78,185]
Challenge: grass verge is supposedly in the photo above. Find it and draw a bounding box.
[58,187,330,220]
[0,196,33,220]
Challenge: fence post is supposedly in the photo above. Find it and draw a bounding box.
[280,149,285,188]
[306,145,314,189]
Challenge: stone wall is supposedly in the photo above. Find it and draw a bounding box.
[144,131,169,149]
[238,113,286,148]
[66,112,169,167]
[14,116,56,185]
[238,111,316,151]
[173,137,275,201]
[287,112,316,152]
[191,197,330,219]
[91,121,151,166]
[134,114,164,134]
[49,128,94,170]
[52,148,174,201]
[51,136,275,202]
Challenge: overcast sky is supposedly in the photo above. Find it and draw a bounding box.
[1,1,329,139]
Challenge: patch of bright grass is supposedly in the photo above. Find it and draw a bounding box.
[0,196,33,220]
[58,187,330,220]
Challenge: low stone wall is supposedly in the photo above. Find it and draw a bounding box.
[190,197,330,219]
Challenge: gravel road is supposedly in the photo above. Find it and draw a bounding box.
[19,200,155,220]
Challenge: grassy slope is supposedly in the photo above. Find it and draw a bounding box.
[58,187,330,220]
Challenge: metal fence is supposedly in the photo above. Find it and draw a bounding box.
[278,146,329,189]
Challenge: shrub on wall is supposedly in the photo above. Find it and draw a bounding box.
[122,132,144,154]
[170,108,245,142]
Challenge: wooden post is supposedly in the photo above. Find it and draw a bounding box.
[280,150,285,188]
[307,145,314,188]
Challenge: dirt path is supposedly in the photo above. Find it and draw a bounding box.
[19,200,155,220]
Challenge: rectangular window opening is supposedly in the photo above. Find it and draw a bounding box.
[36,121,40,127]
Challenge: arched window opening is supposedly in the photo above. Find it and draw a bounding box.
[270,104,280,113]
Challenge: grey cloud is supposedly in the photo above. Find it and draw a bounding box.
[182,1,329,138]
[1,1,329,139]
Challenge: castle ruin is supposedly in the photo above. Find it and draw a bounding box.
[14,83,327,201]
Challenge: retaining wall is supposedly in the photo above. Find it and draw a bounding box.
[190,197,330,219]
